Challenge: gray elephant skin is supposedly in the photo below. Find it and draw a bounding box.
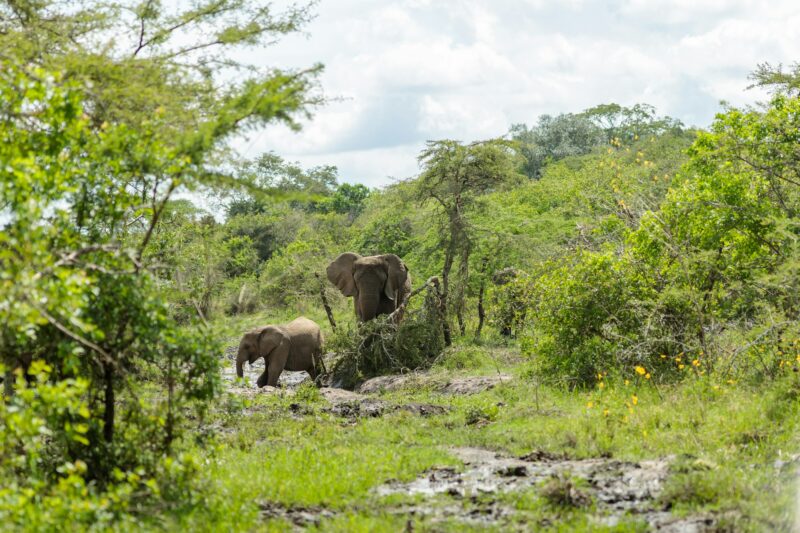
[235,316,324,388]
[326,252,411,322]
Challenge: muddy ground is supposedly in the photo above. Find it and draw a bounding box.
[222,349,725,531]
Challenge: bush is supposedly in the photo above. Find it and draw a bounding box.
[520,251,657,387]
[327,294,446,388]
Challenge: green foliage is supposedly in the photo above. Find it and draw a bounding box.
[324,182,372,219]
[416,138,526,338]
[510,113,605,179]
[749,61,800,95]
[513,92,800,387]
[0,17,317,517]
[328,300,445,388]
[520,251,656,387]
[581,102,684,144]
[0,0,321,135]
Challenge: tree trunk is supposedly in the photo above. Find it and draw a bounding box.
[475,277,486,340]
[103,362,115,444]
[315,272,337,330]
[440,237,456,346]
[454,241,470,336]
[428,277,451,347]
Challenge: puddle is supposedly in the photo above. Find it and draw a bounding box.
[221,352,312,396]
[379,447,720,530]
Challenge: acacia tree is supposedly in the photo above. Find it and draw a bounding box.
[509,113,604,179]
[0,2,321,519]
[0,0,322,134]
[580,103,683,144]
[416,139,523,341]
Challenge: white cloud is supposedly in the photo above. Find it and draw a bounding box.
[234,0,800,187]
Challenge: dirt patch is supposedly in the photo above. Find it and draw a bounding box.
[441,375,511,394]
[357,374,512,395]
[221,358,312,397]
[356,374,420,393]
[379,447,720,530]
[321,388,447,419]
[258,501,336,528]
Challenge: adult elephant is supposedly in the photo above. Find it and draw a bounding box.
[326,252,411,322]
[235,317,324,388]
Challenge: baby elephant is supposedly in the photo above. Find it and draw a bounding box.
[235,317,324,388]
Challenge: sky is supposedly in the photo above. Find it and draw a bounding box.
[230,0,800,188]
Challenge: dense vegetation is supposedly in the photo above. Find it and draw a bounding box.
[1,1,800,530]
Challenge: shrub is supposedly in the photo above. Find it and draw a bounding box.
[327,294,445,388]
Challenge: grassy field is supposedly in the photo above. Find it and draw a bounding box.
[167,313,800,532]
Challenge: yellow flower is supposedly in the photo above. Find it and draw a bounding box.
[645,373,651,380]
[678,364,685,370]
[597,373,604,381]
[603,409,610,417]
[586,401,594,409]
[660,354,667,359]
[692,359,700,367]
[624,379,630,386]
[631,395,638,405]
[598,381,605,390]
[635,366,646,375]
[726,379,736,385]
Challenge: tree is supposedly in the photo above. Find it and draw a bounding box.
[581,103,683,144]
[326,183,371,219]
[416,139,524,340]
[0,0,322,136]
[749,62,800,95]
[229,152,340,216]
[510,113,605,179]
[0,22,319,518]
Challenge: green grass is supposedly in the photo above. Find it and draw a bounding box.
[170,338,799,531]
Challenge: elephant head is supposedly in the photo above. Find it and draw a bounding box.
[326,252,410,322]
[235,326,289,386]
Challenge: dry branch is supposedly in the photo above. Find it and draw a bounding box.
[315,272,337,331]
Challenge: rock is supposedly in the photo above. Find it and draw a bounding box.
[398,403,448,416]
[497,465,528,477]
[357,374,512,395]
[440,375,511,394]
[319,387,365,403]
[357,374,418,393]
[258,501,336,527]
[519,450,569,462]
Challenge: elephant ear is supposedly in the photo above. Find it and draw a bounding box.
[381,254,408,302]
[326,252,361,297]
[244,328,267,364]
[257,327,288,359]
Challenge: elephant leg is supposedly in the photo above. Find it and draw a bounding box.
[256,369,269,388]
[266,356,284,387]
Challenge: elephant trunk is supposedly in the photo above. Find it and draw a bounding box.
[360,291,381,321]
[236,350,247,378]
